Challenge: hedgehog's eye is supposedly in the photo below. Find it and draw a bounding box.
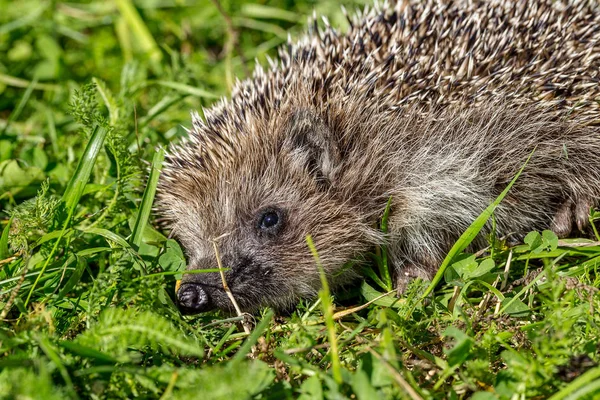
[257,208,284,234]
[261,212,279,228]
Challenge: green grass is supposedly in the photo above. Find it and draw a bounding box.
[1,0,599,399]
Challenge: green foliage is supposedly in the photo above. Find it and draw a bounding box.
[8,179,61,252]
[0,366,66,400]
[0,0,598,399]
[76,308,204,359]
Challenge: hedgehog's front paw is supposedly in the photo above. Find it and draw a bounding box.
[551,197,595,237]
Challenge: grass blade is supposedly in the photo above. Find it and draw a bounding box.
[93,78,120,126]
[62,125,109,213]
[114,0,162,65]
[1,76,37,135]
[230,309,274,365]
[379,196,393,290]
[549,366,600,400]
[25,124,108,306]
[419,150,534,302]
[130,147,165,250]
[37,335,79,399]
[152,80,218,99]
[306,235,343,385]
[138,95,184,127]
[240,4,298,22]
[0,73,59,91]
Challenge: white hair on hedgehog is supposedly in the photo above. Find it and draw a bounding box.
[157,0,600,313]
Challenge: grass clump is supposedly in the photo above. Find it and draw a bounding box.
[1,0,599,399]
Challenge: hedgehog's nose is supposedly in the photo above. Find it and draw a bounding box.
[177,283,211,314]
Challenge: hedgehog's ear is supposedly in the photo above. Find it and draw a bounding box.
[284,110,340,186]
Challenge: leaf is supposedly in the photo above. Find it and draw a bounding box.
[139,224,167,245]
[171,361,276,400]
[359,281,398,307]
[1,74,37,135]
[351,368,381,400]
[158,239,186,277]
[524,231,543,253]
[306,235,343,384]
[542,229,559,251]
[0,160,44,194]
[443,327,474,367]
[450,254,478,279]
[36,336,77,399]
[501,297,530,317]
[0,217,12,259]
[524,230,558,254]
[470,258,496,278]
[138,95,183,127]
[58,341,119,364]
[377,196,393,290]
[77,308,203,358]
[298,375,324,400]
[0,140,12,161]
[32,146,48,170]
[444,265,461,284]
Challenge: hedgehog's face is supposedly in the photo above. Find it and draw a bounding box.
[162,109,376,314]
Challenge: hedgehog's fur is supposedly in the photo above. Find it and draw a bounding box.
[158,0,600,313]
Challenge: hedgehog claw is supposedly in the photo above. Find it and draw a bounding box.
[575,197,594,233]
[551,199,574,238]
[551,197,594,238]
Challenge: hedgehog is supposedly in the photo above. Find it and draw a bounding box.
[156,0,600,314]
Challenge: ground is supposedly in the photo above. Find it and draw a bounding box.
[0,0,599,399]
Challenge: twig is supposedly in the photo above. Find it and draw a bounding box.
[556,239,600,248]
[447,285,461,314]
[201,315,247,329]
[332,290,396,320]
[211,239,251,334]
[0,253,21,267]
[476,276,500,319]
[0,254,30,321]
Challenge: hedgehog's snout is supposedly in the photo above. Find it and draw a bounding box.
[177,283,213,314]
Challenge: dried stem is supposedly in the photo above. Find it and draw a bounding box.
[0,252,21,267]
[211,239,251,334]
[331,290,397,320]
[0,254,29,321]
